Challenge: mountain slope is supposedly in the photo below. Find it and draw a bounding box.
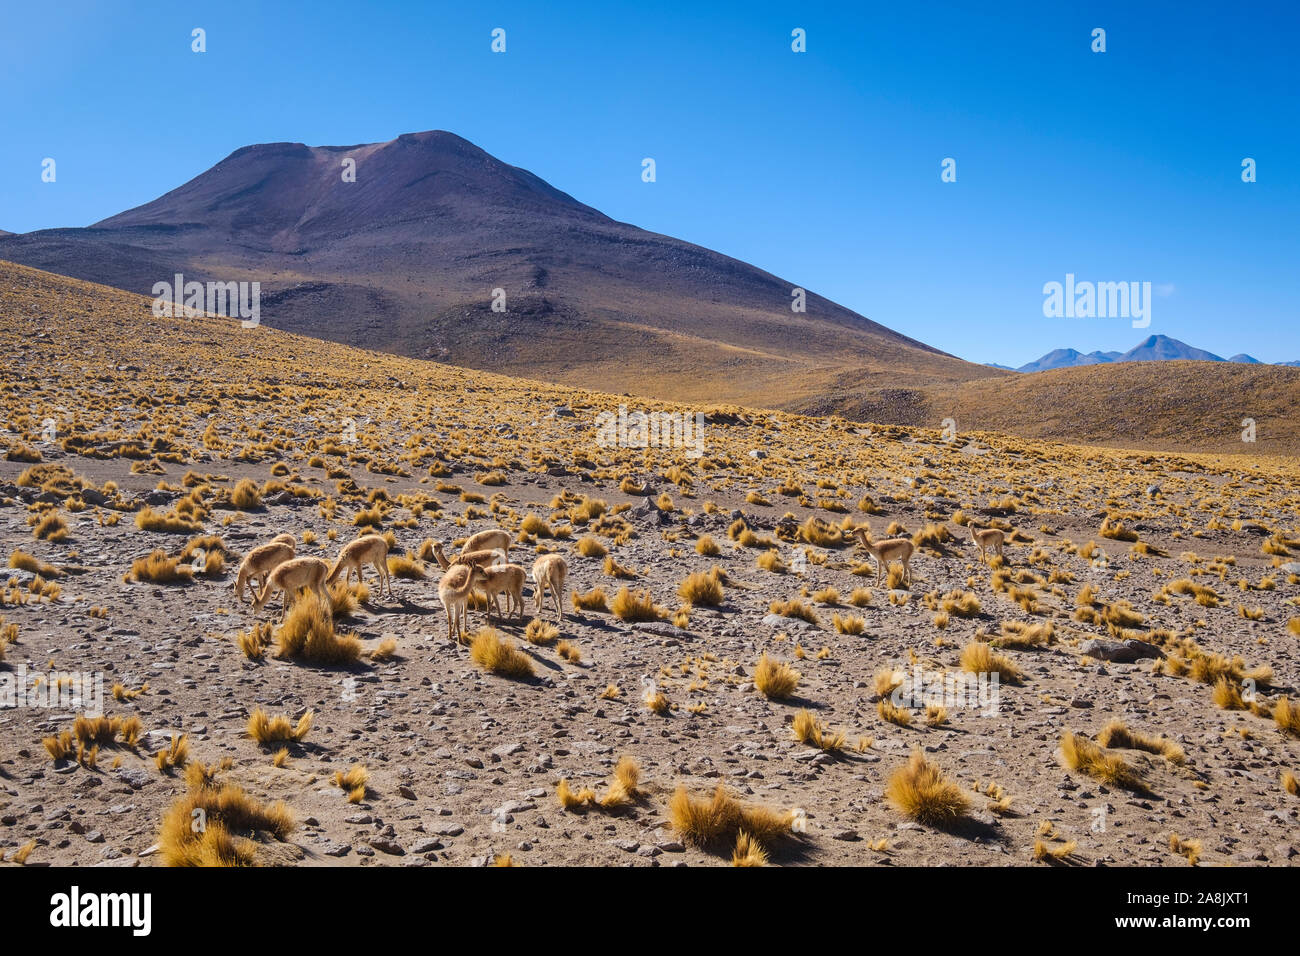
[1017,348,1122,373]
[1119,335,1224,363]
[0,130,998,412]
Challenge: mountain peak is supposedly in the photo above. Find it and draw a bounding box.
[0,130,985,413]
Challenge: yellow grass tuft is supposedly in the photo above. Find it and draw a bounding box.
[524,618,560,645]
[1274,697,1300,737]
[612,587,662,621]
[332,764,369,802]
[668,784,793,851]
[878,698,912,726]
[959,641,1023,684]
[1169,833,1202,866]
[274,598,362,665]
[885,751,970,827]
[469,628,535,679]
[1097,720,1185,764]
[1060,732,1149,793]
[753,652,800,699]
[158,775,294,866]
[247,708,313,746]
[791,708,846,752]
[571,587,610,613]
[678,569,725,606]
[731,831,769,867]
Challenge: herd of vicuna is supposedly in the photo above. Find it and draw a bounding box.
[230,519,1004,640]
[233,527,569,640]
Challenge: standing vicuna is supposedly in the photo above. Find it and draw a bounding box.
[475,561,527,622]
[328,534,394,600]
[969,524,1005,565]
[532,554,568,620]
[253,556,331,622]
[850,526,915,587]
[462,528,510,558]
[437,561,489,641]
[431,541,507,571]
[234,533,297,603]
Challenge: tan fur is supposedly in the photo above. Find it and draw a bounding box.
[851,527,914,586]
[328,534,393,599]
[253,556,330,622]
[437,562,488,640]
[532,554,568,620]
[433,541,506,571]
[970,524,1005,565]
[479,563,527,622]
[234,535,296,603]
[462,528,510,557]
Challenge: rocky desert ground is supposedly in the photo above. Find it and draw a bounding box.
[1,261,1298,867]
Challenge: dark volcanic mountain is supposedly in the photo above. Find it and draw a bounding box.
[0,130,996,412]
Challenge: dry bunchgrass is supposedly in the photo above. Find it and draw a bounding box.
[832,612,865,634]
[599,756,641,808]
[158,770,294,866]
[753,652,800,699]
[274,598,362,665]
[1097,720,1185,764]
[1060,731,1149,793]
[9,549,60,577]
[556,778,597,810]
[247,708,313,746]
[668,784,793,851]
[768,598,819,625]
[369,637,398,661]
[332,764,370,803]
[576,536,607,558]
[1282,771,1299,796]
[236,622,274,660]
[1168,832,1202,866]
[1033,839,1078,862]
[612,587,662,621]
[230,479,263,511]
[128,550,193,584]
[1274,697,1300,737]
[959,641,1023,684]
[571,587,610,613]
[678,569,725,606]
[992,620,1054,649]
[731,831,769,867]
[885,751,969,827]
[154,734,190,773]
[469,628,535,679]
[791,708,845,753]
[524,618,560,645]
[695,534,722,556]
[878,698,912,726]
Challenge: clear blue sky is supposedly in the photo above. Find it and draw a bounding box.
[2,0,1296,366]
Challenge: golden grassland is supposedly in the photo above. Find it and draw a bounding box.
[3,261,1300,867]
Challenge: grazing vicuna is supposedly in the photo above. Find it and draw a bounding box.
[850,526,915,586]
[253,556,331,622]
[437,561,489,640]
[475,562,527,622]
[328,534,393,599]
[532,554,568,620]
[432,541,506,570]
[462,528,510,557]
[970,524,1005,565]
[234,533,297,603]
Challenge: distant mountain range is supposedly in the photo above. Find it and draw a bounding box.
[1014,335,1299,372]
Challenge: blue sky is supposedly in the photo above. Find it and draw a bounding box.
[2,0,1296,367]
